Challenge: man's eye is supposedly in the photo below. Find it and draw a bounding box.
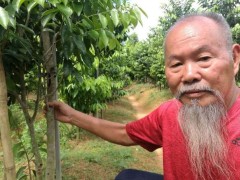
[171,63,182,68]
[199,56,211,61]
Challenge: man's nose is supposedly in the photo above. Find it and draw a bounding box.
[182,62,201,84]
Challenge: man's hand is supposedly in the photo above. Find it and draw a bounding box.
[46,101,75,123]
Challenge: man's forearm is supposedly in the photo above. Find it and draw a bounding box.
[69,110,136,146]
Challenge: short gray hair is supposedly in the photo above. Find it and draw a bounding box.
[164,12,233,56]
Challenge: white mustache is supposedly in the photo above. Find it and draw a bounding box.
[175,84,216,100]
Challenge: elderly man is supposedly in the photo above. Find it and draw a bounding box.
[46,12,240,179]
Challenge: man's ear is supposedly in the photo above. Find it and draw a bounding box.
[232,44,240,76]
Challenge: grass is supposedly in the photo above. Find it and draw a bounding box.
[61,140,136,180]
[103,97,136,122]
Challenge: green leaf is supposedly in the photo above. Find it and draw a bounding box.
[105,30,115,39]
[133,7,141,20]
[62,0,68,6]
[92,16,102,29]
[5,4,15,17]
[119,12,129,29]
[110,9,119,27]
[41,13,56,27]
[82,15,94,28]
[34,0,45,7]
[115,0,121,8]
[106,14,114,31]
[99,29,108,47]
[89,44,95,55]
[82,19,92,29]
[88,30,99,40]
[49,0,58,4]
[72,3,83,16]
[8,16,16,28]
[138,6,148,18]
[56,4,73,18]
[17,24,35,34]
[132,7,142,25]
[130,15,138,27]
[64,15,72,29]
[93,57,99,69]
[12,0,25,12]
[17,150,26,158]
[42,8,58,17]
[13,142,22,156]
[73,35,86,54]
[0,7,10,29]
[27,1,37,13]
[108,39,117,50]
[98,13,108,28]
[16,166,27,179]
[98,37,105,50]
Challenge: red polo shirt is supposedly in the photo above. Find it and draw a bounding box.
[126,97,240,180]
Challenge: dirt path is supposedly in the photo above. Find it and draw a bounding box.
[127,93,164,173]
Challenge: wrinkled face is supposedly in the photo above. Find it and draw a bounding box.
[165,17,240,108]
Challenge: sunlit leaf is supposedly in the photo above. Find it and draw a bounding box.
[0,7,9,29]
[108,39,117,50]
[98,37,105,50]
[106,14,114,31]
[99,29,108,47]
[56,4,73,18]
[138,6,148,18]
[34,0,45,7]
[93,57,99,69]
[88,30,99,40]
[27,2,37,13]
[41,13,56,27]
[105,30,115,39]
[110,9,119,27]
[89,44,95,55]
[131,8,142,25]
[12,0,25,12]
[133,7,142,20]
[130,14,138,27]
[119,12,130,29]
[98,13,108,28]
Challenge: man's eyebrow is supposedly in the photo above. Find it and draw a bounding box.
[193,45,212,54]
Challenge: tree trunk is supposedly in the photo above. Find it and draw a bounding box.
[16,68,43,180]
[16,19,44,180]
[42,30,61,180]
[0,49,16,179]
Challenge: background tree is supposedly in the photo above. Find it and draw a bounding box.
[1,0,145,179]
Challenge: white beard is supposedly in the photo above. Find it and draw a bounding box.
[176,86,232,179]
